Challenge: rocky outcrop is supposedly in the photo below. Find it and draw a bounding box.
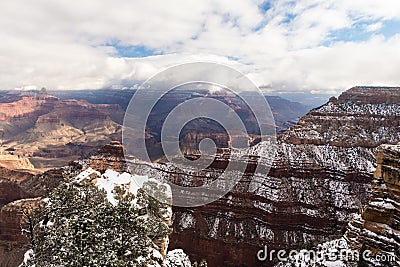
[338,86,400,104]
[345,144,400,266]
[0,155,34,171]
[0,167,33,184]
[0,165,66,266]
[0,179,31,206]
[87,141,127,173]
[179,131,231,156]
[0,166,34,264]
[0,198,41,267]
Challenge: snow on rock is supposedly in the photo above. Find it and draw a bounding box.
[279,143,400,267]
[19,249,34,267]
[177,212,195,230]
[75,167,100,183]
[164,249,192,267]
[275,238,350,267]
[73,167,173,206]
[344,144,400,266]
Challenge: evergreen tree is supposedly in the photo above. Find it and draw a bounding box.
[22,172,172,267]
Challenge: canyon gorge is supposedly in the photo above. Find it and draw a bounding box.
[0,87,399,266]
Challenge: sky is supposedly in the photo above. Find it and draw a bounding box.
[1,0,400,94]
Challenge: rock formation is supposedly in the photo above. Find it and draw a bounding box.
[155,86,400,266]
[0,88,310,171]
[0,167,35,265]
[0,165,64,266]
[87,141,127,173]
[0,141,190,266]
[275,143,400,267]
[0,198,41,267]
[0,93,124,171]
[50,88,310,133]
[345,144,400,266]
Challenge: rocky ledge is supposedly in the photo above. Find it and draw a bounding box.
[345,144,400,266]
[281,86,400,147]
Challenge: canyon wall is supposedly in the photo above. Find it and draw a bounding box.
[162,87,400,266]
[0,94,123,171]
[345,144,400,266]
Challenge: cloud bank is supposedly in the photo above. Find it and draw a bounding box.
[1,0,400,93]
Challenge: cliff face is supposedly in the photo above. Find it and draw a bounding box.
[345,144,400,266]
[281,87,400,147]
[0,198,41,267]
[0,94,124,171]
[276,144,400,267]
[0,179,31,206]
[0,166,65,266]
[86,141,127,173]
[158,87,400,266]
[338,86,400,104]
[0,167,34,265]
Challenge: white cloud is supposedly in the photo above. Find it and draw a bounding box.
[365,22,383,32]
[0,0,400,93]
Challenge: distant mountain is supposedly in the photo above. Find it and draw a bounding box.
[49,89,310,132]
[264,95,310,132]
[267,92,333,107]
[0,89,310,170]
[49,89,136,110]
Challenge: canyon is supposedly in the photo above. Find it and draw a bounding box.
[0,89,123,172]
[160,86,400,266]
[104,86,399,266]
[0,88,308,172]
[0,86,399,266]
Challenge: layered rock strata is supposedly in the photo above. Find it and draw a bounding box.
[0,93,123,171]
[1,87,399,266]
[345,144,400,266]
[157,87,400,266]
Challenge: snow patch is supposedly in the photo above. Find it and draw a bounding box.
[164,249,191,267]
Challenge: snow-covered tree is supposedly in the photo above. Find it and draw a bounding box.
[21,170,172,267]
